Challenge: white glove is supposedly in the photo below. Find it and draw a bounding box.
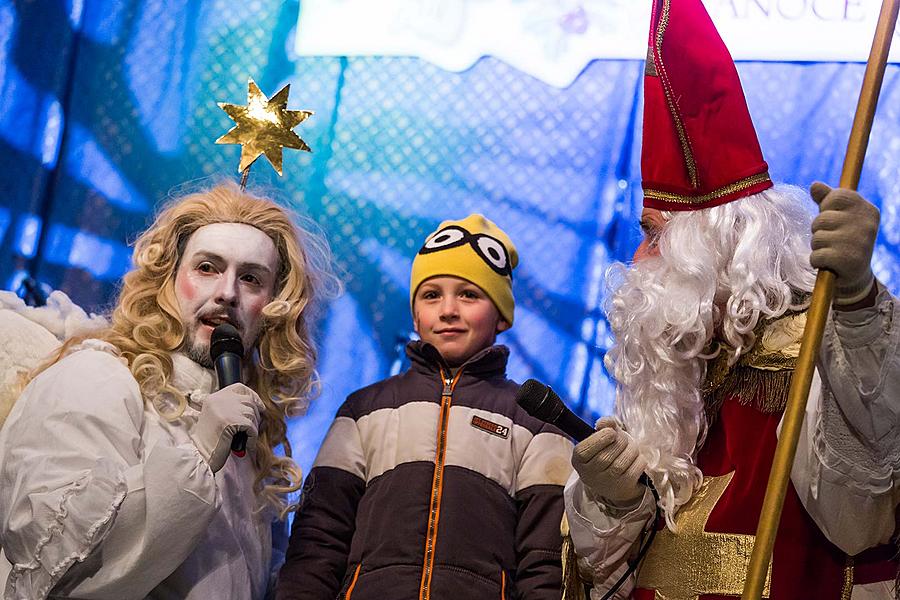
[572,417,647,508]
[190,383,264,472]
[810,182,880,305]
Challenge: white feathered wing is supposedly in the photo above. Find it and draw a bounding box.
[0,291,107,429]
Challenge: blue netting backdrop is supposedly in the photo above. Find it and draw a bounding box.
[2,0,900,477]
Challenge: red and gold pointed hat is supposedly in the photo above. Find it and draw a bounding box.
[642,0,772,211]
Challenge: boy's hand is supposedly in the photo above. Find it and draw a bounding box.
[572,417,646,508]
[191,383,264,472]
[810,182,879,305]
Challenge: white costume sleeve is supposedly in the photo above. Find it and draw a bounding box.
[790,284,900,556]
[564,472,655,599]
[0,348,221,600]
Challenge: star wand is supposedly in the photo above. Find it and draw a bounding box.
[216,78,314,190]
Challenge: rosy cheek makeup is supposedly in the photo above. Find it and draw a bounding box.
[177,271,208,304]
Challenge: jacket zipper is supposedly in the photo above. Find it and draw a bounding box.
[419,367,463,600]
[344,563,362,599]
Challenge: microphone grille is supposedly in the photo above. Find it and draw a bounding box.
[210,323,243,361]
[515,378,553,420]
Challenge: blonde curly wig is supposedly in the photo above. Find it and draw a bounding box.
[35,181,335,516]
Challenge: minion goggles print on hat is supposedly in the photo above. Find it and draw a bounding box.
[418,225,513,278]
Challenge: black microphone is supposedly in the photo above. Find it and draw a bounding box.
[516,379,595,441]
[517,379,661,600]
[515,378,650,487]
[210,323,247,455]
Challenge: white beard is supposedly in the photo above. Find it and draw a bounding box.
[605,253,712,527]
[604,187,816,526]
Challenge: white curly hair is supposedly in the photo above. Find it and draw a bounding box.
[604,184,817,527]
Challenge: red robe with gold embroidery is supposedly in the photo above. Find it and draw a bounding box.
[633,396,896,599]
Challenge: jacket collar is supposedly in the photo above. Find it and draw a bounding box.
[170,352,217,410]
[406,340,509,379]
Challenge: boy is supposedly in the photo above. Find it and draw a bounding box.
[277,214,573,599]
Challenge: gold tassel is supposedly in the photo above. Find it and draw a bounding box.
[702,310,807,418]
[561,514,587,600]
[704,366,794,419]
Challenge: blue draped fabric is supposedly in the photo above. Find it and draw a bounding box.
[2,0,899,476]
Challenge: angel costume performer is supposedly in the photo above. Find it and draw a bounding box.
[0,184,323,599]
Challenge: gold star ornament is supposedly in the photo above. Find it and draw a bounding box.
[216,78,313,176]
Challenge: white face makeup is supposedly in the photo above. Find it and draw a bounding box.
[174,222,279,367]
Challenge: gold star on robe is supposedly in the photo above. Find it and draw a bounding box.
[636,472,772,600]
[216,78,313,175]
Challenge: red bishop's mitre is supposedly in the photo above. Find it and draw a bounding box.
[642,0,773,211]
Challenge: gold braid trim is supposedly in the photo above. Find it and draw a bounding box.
[703,310,807,418]
[644,172,772,206]
[645,46,658,77]
[654,0,699,189]
[841,555,854,600]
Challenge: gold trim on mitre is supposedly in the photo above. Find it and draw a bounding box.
[645,46,659,77]
[644,171,772,206]
[653,0,699,189]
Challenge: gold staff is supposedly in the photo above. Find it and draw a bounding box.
[741,2,900,599]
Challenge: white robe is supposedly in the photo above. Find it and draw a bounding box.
[566,286,900,599]
[0,342,274,600]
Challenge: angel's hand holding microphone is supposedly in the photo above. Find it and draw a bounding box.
[190,383,264,473]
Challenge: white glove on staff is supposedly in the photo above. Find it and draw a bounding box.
[572,417,647,508]
[810,182,880,305]
[191,383,264,472]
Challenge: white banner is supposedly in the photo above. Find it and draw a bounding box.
[295,0,900,88]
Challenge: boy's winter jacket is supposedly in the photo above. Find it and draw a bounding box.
[276,341,573,599]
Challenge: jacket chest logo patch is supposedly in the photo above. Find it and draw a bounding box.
[470,415,510,439]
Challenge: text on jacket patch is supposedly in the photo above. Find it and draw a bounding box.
[470,415,510,439]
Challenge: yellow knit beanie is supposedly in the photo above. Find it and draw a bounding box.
[410,214,518,325]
